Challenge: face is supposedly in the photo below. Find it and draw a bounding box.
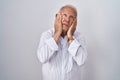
[60,7,76,32]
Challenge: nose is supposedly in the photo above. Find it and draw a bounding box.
[66,16,70,22]
[64,16,70,22]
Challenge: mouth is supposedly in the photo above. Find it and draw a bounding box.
[62,23,69,27]
[62,24,70,30]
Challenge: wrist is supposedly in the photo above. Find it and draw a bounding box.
[53,33,60,43]
[68,36,74,43]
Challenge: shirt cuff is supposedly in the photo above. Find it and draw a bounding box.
[45,37,58,51]
[68,39,81,57]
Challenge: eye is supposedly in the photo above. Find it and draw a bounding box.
[69,16,74,21]
[63,14,67,17]
[70,16,74,19]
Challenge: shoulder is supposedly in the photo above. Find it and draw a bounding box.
[74,31,85,39]
[41,28,54,37]
[74,31,87,45]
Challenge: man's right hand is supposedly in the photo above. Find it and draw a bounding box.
[53,13,62,43]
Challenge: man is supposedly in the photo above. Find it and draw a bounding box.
[37,5,87,80]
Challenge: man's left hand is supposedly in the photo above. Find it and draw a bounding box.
[67,18,77,43]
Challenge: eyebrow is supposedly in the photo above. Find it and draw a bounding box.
[61,13,76,18]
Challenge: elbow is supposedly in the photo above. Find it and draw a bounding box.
[79,58,86,66]
[38,55,47,64]
[37,50,48,64]
[75,53,87,66]
[78,49,88,66]
[39,58,47,64]
[76,58,86,67]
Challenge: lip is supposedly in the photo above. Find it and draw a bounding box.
[62,23,69,26]
[63,24,68,27]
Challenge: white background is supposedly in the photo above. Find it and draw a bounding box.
[0,0,120,80]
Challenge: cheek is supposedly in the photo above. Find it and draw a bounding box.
[69,21,73,26]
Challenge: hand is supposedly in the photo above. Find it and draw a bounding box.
[67,18,77,43]
[53,13,62,43]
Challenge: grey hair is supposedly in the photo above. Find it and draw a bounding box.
[59,5,77,17]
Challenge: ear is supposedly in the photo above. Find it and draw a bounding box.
[55,13,58,18]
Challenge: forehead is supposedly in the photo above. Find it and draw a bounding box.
[60,7,76,16]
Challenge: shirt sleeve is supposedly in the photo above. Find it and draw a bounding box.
[37,32,58,63]
[68,34,88,66]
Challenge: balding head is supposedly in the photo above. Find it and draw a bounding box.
[59,5,77,17]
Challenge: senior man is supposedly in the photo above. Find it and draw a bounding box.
[37,5,87,80]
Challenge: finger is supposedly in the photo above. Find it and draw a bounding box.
[74,18,77,27]
[55,14,58,22]
[73,18,77,27]
[57,14,62,23]
[55,13,61,23]
[73,18,77,23]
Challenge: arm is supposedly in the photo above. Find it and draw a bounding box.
[37,13,62,63]
[68,34,87,66]
[67,17,87,66]
[37,32,59,63]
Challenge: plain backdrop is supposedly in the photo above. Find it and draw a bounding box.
[0,0,120,80]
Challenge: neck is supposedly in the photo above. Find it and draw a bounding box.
[61,31,67,38]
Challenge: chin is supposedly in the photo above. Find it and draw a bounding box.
[62,25,69,32]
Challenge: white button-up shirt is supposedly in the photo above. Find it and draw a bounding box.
[37,28,87,80]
